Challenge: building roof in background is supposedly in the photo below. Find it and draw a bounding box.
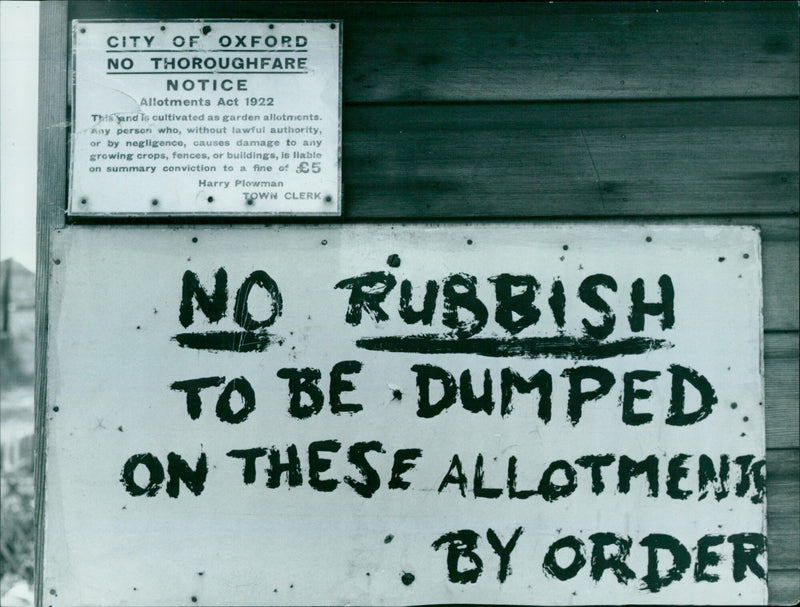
[0,258,35,309]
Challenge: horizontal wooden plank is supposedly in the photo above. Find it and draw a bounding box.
[348,99,799,131]
[58,99,798,222]
[764,242,800,332]
[67,1,799,101]
[653,217,798,243]
[767,449,800,570]
[766,333,800,449]
[752,216,800,243]
[769,569,800,606]
[340,101,798,219]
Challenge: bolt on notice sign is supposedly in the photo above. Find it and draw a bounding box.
[68,20,342,216]
[43,225,766,605]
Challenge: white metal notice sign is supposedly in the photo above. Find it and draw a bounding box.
[69,20,342,216]
[44,224,766,605]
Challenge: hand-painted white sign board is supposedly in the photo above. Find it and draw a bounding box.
[44,224,766,606]
[68,20,341,216]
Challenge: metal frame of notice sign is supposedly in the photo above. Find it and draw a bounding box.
[67,20,342,217]
[41,224,767,606]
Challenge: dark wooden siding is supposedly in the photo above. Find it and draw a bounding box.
[39,2,799,603]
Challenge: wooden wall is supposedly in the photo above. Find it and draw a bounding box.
[38,1,798,603]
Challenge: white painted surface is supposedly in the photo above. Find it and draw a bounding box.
[44,224,766,605]
[69,21,341,216]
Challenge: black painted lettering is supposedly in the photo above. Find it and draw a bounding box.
[538,460,578,502]
[575,454,616,494]
[734,455,766,504]
[179,268,227,328]
[233,270,282,330]
[667,454,692,500]
[618,454,659,497]
[666,364,717,426]
[438,454,468,497]
[728,533,766,581]
[500,368,552,421]
[277,367,324,419]
[216,377,256,424]
[548,279,566,329]
[639,533,690,592]
[165,451,208,497]
[589,532,636,584]
[308,439,341,492]
[266,445,302,488]
[226,447,268,484]
[330,360,363,414]
[698,454,730,501]
[474,454,503,498]
[388,448,422,490]
[170,376,225,420]
[629,275,674,332]
[694,534,725,582]
[489,273,540,335]
[442,273,488,338]
[460,369,493,414]
[579,274,617,340]
[335,271,397,325]
[543,536,586,580]
[562,366,615,425]
[487,527,524,582]
[399,279,438,325]
[622,370,660,426]
[344,441,384,498]
[121,453,164,497]
[412,364,457,418]
[507,456,536,499]
[432,529,484,584]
